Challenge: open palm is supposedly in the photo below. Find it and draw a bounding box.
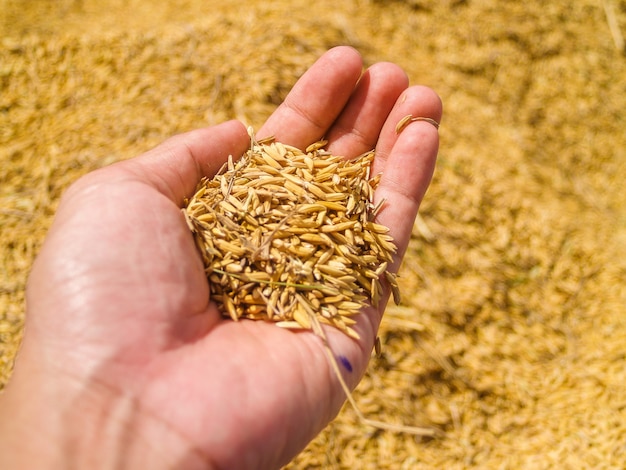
[2,47,441,469]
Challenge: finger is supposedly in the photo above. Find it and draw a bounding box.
[120,120,250,205]
[326,62,408,157]
[257,46,363,148]
[373,87,442,269]
[372,85,442,176]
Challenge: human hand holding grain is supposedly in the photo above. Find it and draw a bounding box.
[0,46,441,469]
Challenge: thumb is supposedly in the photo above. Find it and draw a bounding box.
[120,120,250,205]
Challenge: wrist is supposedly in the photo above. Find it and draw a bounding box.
[0,357,213,470]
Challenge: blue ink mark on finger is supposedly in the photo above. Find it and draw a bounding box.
[338,355,353,373]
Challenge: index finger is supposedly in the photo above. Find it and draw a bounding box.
[256,46,363,148]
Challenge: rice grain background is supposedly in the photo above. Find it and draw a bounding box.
[1,0,625,468]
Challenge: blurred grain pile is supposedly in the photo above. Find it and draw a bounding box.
[1,0,625,468]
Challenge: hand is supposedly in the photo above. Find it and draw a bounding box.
[0,46,441,469]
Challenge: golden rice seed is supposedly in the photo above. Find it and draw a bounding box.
[337,314,359,326]
[255,135,276,146]
[214,239,247,257]
[193,185,207,199]
[336,301,364,311]
[315,285,342,297]
[374,233,396,246]
[222,295,239,321]
[395,115,440,133]
[273,142,290,158]
[385,271,402,305]
[283,180,307,197]
[293,304,312,329]
[216,273,229,287]
[376,277,384,297]
[282,171,307,186]
[260,149,283,169]
[317,247,334,266]
[317,264,347,277]
[275,321,306,331]
[374,238,395,258]
[279,142,301,155]
[227,154,237,172]
[320,220,358,233]
[271,238,285,249]
[245,271,274,283]
[308,295,321,310]
[277,267,291,282]
[345,228,356,246]
[315,316,335,330]
[300,233,332,246]
[306,290,324,303]
[251,166,278,178]
[364,221,390,234]
[363,268,379,279]
[340,323,361,341]
[374,336,382,356]
[345,195,357,214]
[305,182,329,200]
[227,194,245,211]
[246,304,267,315]
[379,249,395,264]
[375,261,389,277]
[336,274,357,284]
[324,191,350,202]
[323,294,349,304]
[300,168,315,183]
[371,278,381,307]
[320,307,334,319]
[325,303,340,317]
[224,262,244,274]
[298,203,327,214]
[324,228,348,246]
[326,258,348,270]
[351,293,370,304]
[279,289,291,307]
[303,155,315,172]
[241,188,254,212]
[323,275,356,291]
[244,311,268,321]
[328,317,355,336]
[368,170,381,185]
[312,210,325,227]
[211,226,228,239]
[395,114,414,134]
[305,139,328,153]
[218,199,239,215]
[337,309,360,320]
[339,252,364,269]
[266,290,280,320]
[289,244,317,258]
[355,271,373,292]
[249,288,263,302]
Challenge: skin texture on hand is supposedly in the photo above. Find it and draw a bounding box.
[0,46,441,470]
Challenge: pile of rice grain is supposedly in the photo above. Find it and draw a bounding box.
[183,136,399,339]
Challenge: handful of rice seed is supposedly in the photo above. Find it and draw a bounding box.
[182,135,400,341]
